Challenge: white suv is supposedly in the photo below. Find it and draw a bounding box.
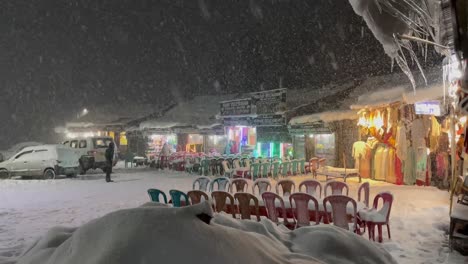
[0,144,80,179]
[63,137,118,174]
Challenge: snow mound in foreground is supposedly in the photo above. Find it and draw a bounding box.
[15,202,396,264]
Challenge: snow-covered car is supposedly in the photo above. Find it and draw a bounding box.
[0,144,80,179]
[0,141,43,162]
[62,137,118,174]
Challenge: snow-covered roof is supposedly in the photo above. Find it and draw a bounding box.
[350,67,443,109]
[66,103,163,129]
[140,94,237,130]
[289,110,358,126]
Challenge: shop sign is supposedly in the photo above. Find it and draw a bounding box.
[222,116,252,126]
[252,114,286,127]
[414,100,444,116]
[250,88,287,115]
[220,98,252,116]
[288,122,331,134]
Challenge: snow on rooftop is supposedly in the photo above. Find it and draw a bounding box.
[140,94,237,130]
[289,110,358,125]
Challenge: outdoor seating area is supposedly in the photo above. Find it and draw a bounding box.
[157,153,361,184]
[147,177,394,243]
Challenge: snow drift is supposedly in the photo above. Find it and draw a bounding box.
[14,202,397,264]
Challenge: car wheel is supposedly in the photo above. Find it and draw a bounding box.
[43,169,56,180]
[0,169,9,179]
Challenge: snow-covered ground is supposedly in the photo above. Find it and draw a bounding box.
[0,164,465,264]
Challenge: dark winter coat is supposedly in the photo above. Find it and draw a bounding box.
[105,142,115,162]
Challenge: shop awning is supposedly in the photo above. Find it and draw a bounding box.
[289,110,357,126]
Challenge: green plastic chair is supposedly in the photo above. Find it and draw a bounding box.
[280,162,290,177]
[250,163,261,180]
[291,160,299,176]
[260,162,271,178]
[147,189,168,204]
[271,162,281,179]
[299,159,306,175]
[169,189,189,207]
[199,159,209,176]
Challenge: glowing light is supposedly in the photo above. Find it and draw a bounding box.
[374,113,383,128]
[257,143,262,157]
[460,116,467,124]
[270,142,274,158]
[280,143,284,158]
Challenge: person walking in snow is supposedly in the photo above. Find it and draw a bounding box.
[105,142,115,182]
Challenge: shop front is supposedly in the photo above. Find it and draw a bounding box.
[145,132,177,161]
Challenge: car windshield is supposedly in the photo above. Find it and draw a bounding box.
[92,138,113,149]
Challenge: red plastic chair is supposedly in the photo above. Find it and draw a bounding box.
[299,179,322,198]
[211,191,236,218]
[275,179,296,197]
[308,158,319,178]
[231,178,249,193]
[261,192,294,229]
[252,178,272,195]
[323,195,359,234]
[289,193,320,228]
[187,190,209,205]
[234,192,260,221]
[358,182,370,207]
[361,192,394,242]
[324,181,349,197]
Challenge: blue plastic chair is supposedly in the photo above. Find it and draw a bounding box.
[147,189,168,204]
[169,189,189,207]
[209,177,231,192]
[193,176,211,192]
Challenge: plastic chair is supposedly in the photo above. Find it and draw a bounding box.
[323,195,358,234]
[147,189,168,204]
[299,159,306,175]
[261,192,294,228]
[252,178,272,195]
[193,176,211,192]
[211,191,236,218]
[199,159,210,176]
[234,192,260,221]
[233,159,241,169]
[169,189,189,207]
[299,179,322,198]
[280,162,290,177]
[271,162,281,179]
[291,160,299,175]
[222,160,234,178]
[358,182,370,207]
[231,178,249,193]
[289,193,320,228]
[210,177,231,192]
[244,159,251,168]
[309,158,319,178]
[324,181,349,197]
[187,190,209,205]
[360,192,394,242]
[260,162,271,178]
[276,179,296,197]
[249,163,261,180]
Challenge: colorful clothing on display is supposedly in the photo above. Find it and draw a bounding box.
[404,147,416,185]
[395,157,403,185]
[386,148,396,184]
[395,122,407,160]
[430,116,441,152]
[352,141,367,171]
[415,147,428,183]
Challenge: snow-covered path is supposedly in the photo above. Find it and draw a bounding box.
[0,166,465,264]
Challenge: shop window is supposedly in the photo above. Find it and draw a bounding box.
[79,140,87,148]
[70,140,78,148]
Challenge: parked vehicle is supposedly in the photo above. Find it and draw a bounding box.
[0,141,43,162]
[0,144,80,179]
[63,137,118,174]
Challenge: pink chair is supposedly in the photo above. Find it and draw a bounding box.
[299,179,322,198]
[276,179,296,197]
[234,192,260,221]
[323,195,359,234]
[360,192,394,242]
[187,190,209,205]
[261,192,294,229]
[252,178,272,195]
[211,191,236,218]
[289,193,320,228]
[358,182,370,207]
[324,181,349,197]
[231,178,249,193]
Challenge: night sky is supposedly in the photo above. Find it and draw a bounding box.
[0,0,442,148]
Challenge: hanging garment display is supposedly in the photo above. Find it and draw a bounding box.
[404,146,416,185]
[395,156,403,185]
[373,144,387,181]
[352,141,367,169]
[429,116,441,152]
[395,121,407,160]
[411,117,430,149]
[360,143,372,179]
[415,147,428,183]
[386,148,396,184]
